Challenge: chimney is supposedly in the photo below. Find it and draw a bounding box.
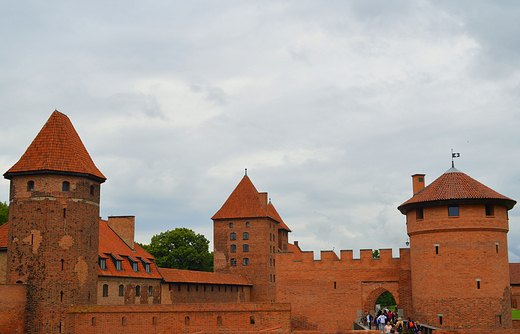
[294,241,300,250]
[107,216,135,250]
[412,174,426,195]
[258,192,268,212]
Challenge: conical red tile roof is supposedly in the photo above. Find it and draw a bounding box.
[398,167,516,214]
[212,176,267,219]
[268,203,291,231]
[4,110,105,182]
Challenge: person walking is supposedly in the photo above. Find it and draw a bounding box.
[366,313,374,329]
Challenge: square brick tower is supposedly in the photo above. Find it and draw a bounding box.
[3,111,106,333]
[212,173,289,302]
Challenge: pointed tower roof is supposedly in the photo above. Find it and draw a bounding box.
[4,110,106,182]
[268,203,291,232]
[398,167,516,214]
[212,176,268,219]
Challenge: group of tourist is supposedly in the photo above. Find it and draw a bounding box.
[363,308,421,334]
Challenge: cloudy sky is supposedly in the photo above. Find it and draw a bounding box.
[2,1,520,261]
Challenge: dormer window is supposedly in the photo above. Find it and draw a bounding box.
[99,258,107,270]
[27,181,34,192]
[145,263,151,273]
[132,262,139,272]
[62,181,70,192]
[116,260,122,271]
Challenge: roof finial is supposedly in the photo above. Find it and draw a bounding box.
[451,149,460,168]
[245,168,247,177]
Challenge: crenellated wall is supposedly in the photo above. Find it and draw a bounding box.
[275,248,412,332]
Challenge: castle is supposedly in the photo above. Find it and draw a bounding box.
[0,110,519,333]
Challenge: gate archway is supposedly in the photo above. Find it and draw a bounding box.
[363,285,399,314]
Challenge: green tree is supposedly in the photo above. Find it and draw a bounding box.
[141,228,213,272]
[376,291,396,307]
[372,249,380,259]
[0,202,8,226]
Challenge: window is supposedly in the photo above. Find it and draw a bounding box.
[62,181,70,192]
[92,317,96,326]
[119,284,124,296]
[27,181,34,191]
[230,244,236,252]
[103,284,108,297]
[250,316,255,324]
[230,232,236,240]
[243,244,249,252]
[476,279,481,289]
[230,258,237,266]
[148,286,153,297]
[136,285,141,297]
[243,258,249,266]
[486,204,494,216]
[99,258,107,270]
[61,259,64,271]
[145,263,151,273]
[132,261,139,272]
[243,232,249,240]
[416,207,423,220]
[153,317,157,326]
[185,316,190,325]
[496,242,499,253]
[334,281,336,289]
[439,315,443,325]
[448,205,459,217]
[246,222,250,227]
[122,317,127,326]
[229,222,233,228]
[116,260,122,271]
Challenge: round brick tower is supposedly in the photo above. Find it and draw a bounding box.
[398,167,516,330]
[3,111,106,333]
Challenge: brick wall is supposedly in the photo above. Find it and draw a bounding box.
[161,282,251,304]
[97,277,162,305]
[67,302,291,333]
[0,250,6,284]
[7,174,101,332]
[407,204,512,329]
[214,217,277,302]
[0,283,26,333]
[275,247,411,331]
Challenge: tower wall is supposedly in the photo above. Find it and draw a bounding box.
[6,174,101,333]
[213,217,277,302]
[407,203,511,329]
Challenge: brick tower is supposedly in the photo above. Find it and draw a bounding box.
[398,167,516,330]
[212,173,288,302]
[3,111,106,333]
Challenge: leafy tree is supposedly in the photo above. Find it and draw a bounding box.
[0,202,8,226]
[141,228,213,272]
[372,249,380,259]
[376,291,396,307]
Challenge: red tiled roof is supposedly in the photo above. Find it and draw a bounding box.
[159,268,252,285]
[398,168,516,214]
[511,263,520,285]
[0,223,8,248]
[98,219,162,279]
[4,110,106,182]
[268,203,291,232]
[212,176,268,220]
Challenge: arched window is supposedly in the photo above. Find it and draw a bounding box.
[243,232,249,240]
[243,258,249,266]
[230,244,236,252]
[243,244,249,252]
[185,316,190,325]
[119,284,124,296]
[136,285,141,297]
[62,181,70,192]
[230,258,237,266]
[103,284,108,297]
[230,232,236,240]
[148,286,153,297]
[27,181,34,192]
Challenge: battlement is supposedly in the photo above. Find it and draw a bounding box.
[277,247,410,269]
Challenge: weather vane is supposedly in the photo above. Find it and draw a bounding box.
[451,149,460,168]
